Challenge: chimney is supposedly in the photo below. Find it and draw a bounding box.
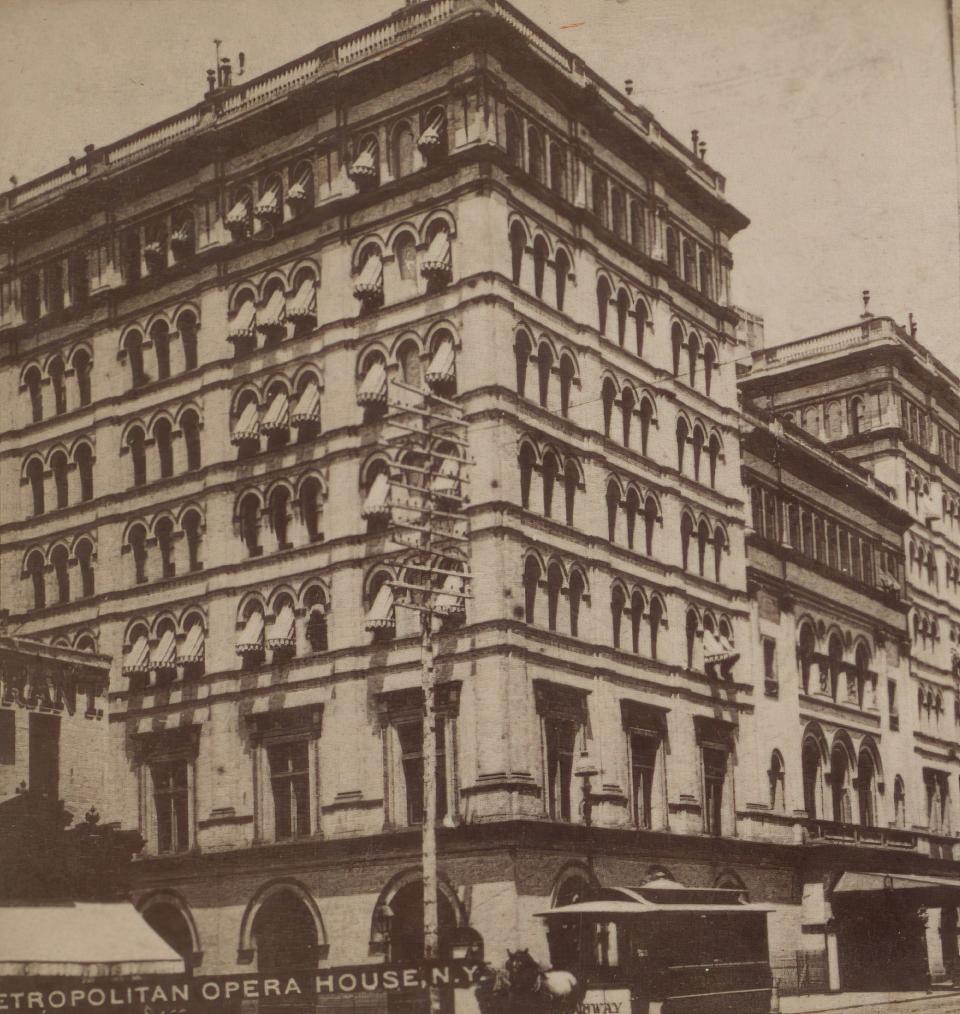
[860,289,872,319]
[909,312,918,337]
[691,129,699,152]
[624,79,634,96]
[698,141,707,160]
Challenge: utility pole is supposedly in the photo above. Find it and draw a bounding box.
[381,374,470,1013]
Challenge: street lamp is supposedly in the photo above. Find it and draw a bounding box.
[575,751,599,828]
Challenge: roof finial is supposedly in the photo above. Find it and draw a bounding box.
[861,289,872,319]
[624,79,634,96]
[908,312,917,337]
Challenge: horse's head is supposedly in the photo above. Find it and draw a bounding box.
[504,948,540,992]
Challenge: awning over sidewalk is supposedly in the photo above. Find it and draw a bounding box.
[834,871,960,895]
[0,902,184,977]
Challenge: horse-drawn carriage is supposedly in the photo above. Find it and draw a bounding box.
[519,875,775,1014]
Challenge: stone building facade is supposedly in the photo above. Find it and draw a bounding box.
[1,0,958,1001]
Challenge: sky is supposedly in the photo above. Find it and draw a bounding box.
[0,0,957,363]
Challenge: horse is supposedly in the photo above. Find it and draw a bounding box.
[503,948,584,1012]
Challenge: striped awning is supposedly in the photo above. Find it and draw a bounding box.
[178,624,205,664]
[365,583,395,631]
[266,604,296,649]
[287,278,317,321]
[260,391,289,433]
[256,289,287,333]
[287,169,312,203]
[228,301,257,340]
[226,196,251,227]
[231,400,260,445]
[170,222,192,248]
[357,360,387,405]
[255,184,281,218]
[361,472,391,518]
[430,456,461,496]
[420,230,451,279]
[704,630,738,664]
[236,611,265,655]
[348,143,378,182]
[151,629,177,670]
[143,240,165,263]
[418,114,444,152]
[291,382,321,425]
[425,340,455,384]
[353,253,383,300]
[434,574,465,615]
[122,635,150,675]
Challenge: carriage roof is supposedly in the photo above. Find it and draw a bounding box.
[536,884,774,919]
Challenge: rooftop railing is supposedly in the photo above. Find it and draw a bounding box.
[4,0,725,214]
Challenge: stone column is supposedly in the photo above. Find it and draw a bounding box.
[825,921,841,992]
[924,906,950,986]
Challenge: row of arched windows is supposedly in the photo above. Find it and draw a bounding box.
[508,219,573,312]
[796,621,875,708]
[664,225,714,300]
[909,538,939,589]
[669,321,718,395]
[231,370,322,459]
[123,506,205,586]
[119,307,200,390]
[680,512,728,582]
[234,475,325,558]
[224,158,321,240]
[504,109,568,201]
[228,264,319,358]
[123,407,202,488]
[345,106,448,191]
[122,609,207,686]
[595,275,649,354]
[20,345,92,425]
[801,724,884,827]
[23,535,97,609]
[23,440,94,516]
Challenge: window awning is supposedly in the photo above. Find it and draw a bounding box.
[418,114,444,152]
[834,871,960,895]
[260,391,289,433]
[266,604,296,649]
[361,471,391,518]
[430,456,461,496]
[421,230,451,279]
[225,196,251,227]
[178,623,205,664]
[255,185,281,218]
[291,382,321,425]
[170,222,192,248]
[287,169,312,203]
[425,339,456,384]
[236,611,265,655]
[151,628,177,670]
[287,277,317,321]
[0,902,183,977]
[256,288,287,333]
[434,574,465,615]
[365,582,395,630]
[227,300,257,340]
[353,253,383,300]
[348,143,378,181]
[357,360,387,405]
[143,240,165,261]
[230,400,260,445]
[704,630,738,664]
[122,635,151,675]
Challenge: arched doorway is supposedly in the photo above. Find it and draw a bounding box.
[388,880,458,963]
[254,889,319,972]
[141,900,196,971]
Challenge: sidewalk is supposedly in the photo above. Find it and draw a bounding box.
[780,988,960,1013]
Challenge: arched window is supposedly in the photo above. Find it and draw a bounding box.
[857,749,877,827]
[687,331,700,388]
[76,539,95,597]
[685,610,698,670]
[680,514,694,570]
[533,237,548,300]
[49,358,67,416]
[395,232,418,283]
[692,426,704,482]
[25,550,45,609]
[541,451,559,519]
[129,524,148,584]
[596,277,611,335]
[528,126,546,184]
[156,517,175,578]
[505,110,523,167]
[616,289,629,346]
[697,519,710,577]
[50,451,69,509]
[74,349,92,406]
[182,510,202,571]
[676,417,689,473]
[671,323,683,376]
[179,311,199,372]
[181,411,201,471]
[624,488,639,549]
[75,443,93,502]
[703,343,716,397]
[392,121,416,178]
[611,188,626,238]
[640,398,654,457]
[537,344,553,409]
[52,545,70,604]
[305,586,328,653]
[648,597,663,660]
[155,418,174,479]
[602,378,616,438]
[519,443,536,511]
[831,744,853,823]
[713,526,726,582]
[802,738,823,818]
[634,301,647,358]
[398,339,422,389]
[24,366,43,423]
[611,585,625,648]
[124,330,146,388]
[569,570,585,637]
[515,331,531,397]
[563,460,578,526]
[621,387,635,447]
[269,487,291,550]
[554,248,570,312]
[26,458,44,515]
[666,228,679,273]
[549,142,565,198]
[708,434,721,489]
[300,476,324,543]
[644,497,658,556]
[559,354,575,417]
[523,557,541,624]
[152,321,171,381]
[238,493,261,557]
[769,751,785,812]
[509,222,525,285]
[630,591,644,654]
[606,482,620,542]
[547,563,563,632]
